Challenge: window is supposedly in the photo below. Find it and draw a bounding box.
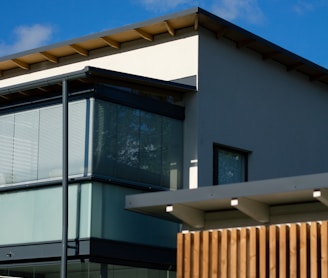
[0,99,90,186]
[93,99,183,189]
[213,144,248,185]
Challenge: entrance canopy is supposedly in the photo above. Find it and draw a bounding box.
[126,172,328,229]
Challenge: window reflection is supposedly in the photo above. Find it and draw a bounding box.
[93,100,183,189]
[213,144,248,185]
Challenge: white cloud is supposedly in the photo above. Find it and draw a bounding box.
[138,0,196,12]
[0,24,53,57]
[292,1,315,15]
[213,0,264,24]
[292,0,328,15]
[137,0,264,23]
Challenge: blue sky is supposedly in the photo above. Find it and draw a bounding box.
[1,0,328,68]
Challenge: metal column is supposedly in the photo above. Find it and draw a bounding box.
[61,79,69,278]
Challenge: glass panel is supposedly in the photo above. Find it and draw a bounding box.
[116,105,140,179]
[0,183,91,245]
[79,182,92,238]
[39,100,90,180]
[93,100,183,189]
[139,111,162,185]
[69,100,89,176]
[38,105,62,179]
[218,149,245,185]
[13,110,39,183]
[0,186,61,244]
[93,100,115,176]
[0,114,14,185]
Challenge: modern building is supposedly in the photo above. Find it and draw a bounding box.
[1,7,328,277]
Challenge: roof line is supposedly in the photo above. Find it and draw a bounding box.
[197,7,328,74]
[0,7,200,62]
[0,7,327,84]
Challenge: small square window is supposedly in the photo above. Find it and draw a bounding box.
[213,144,248,185]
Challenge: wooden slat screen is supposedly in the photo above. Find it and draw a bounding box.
[177,221,328,278]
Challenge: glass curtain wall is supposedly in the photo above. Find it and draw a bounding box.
[0,94,183,190]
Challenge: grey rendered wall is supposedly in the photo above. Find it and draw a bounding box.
[197,27,328,186]
[183,91,200,189]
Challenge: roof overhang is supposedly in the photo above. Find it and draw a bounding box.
[1,8,328,86]
[126,172,328,230]
[0,66,196,109]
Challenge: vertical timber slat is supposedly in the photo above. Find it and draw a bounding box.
[311,222,318,278]
[184,232,191,278]
[202,231,210,278]
[259,226,267,278]
[211,230,219,278]
[249,227,257,278]
[220,229,228,278]
[230,228,238,278]
[289,223,298,278]
[177,233,184,278]
[239,228,247,278]
[279,224,287,278]
[300,222,308,278]
[321,221,328,278]
[193,232,201,278]
[269,225,277,278]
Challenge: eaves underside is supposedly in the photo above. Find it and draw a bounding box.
[0,8,328,86]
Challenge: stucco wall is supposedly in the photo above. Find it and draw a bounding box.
[196,27,328,186]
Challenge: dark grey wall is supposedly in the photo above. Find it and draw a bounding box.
[197,27,328,186]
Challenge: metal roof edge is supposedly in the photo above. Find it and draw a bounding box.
[197,7,328,74]
[0,66,196,96]
[85,66,196,92]
[0,67,89,95]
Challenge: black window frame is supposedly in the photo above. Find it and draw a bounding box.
[213,143,249,185]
